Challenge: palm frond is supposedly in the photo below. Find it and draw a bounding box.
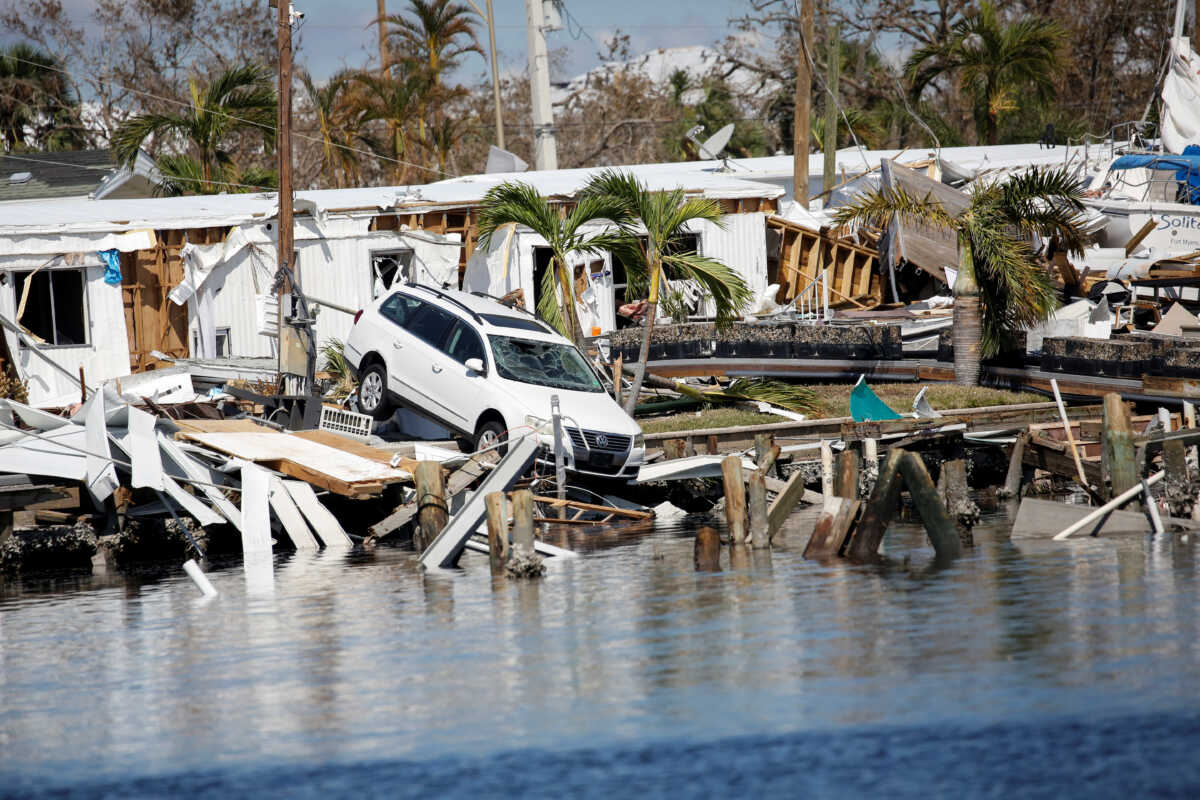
[536,256,567,338]
[660,251,752,322]
[477,181,561,249]
[832,184,958,232]
[709,378,819,415]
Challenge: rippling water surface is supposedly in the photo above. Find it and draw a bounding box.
[2,505,1199,797]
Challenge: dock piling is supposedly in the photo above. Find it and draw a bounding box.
[834,450,859,499]
[1102,393,1138,506]
[819,440,834,498]
[414,461,448,552]
[748,469,769,548]
[485,491,508,574]
[721,455,747,544]
[1000,430,1030,499]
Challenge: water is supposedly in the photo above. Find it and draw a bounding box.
[2,507,1199,798]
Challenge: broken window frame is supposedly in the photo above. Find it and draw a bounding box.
[11,266,90,348]
[370,248,416,298]
[190,326,231,358]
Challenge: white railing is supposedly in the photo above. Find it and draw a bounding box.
[794,269,831,324]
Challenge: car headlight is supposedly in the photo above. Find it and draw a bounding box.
[633,433,645,450]
[525,415,550,433]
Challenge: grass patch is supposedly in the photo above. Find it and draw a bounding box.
[638,406,788,434]
[808,383,1044,419]
[636,383,1045,434]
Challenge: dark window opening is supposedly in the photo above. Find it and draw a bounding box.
[532,246,555,325]
[14,268,87,346]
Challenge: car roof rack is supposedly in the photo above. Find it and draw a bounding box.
[409,284,484,324]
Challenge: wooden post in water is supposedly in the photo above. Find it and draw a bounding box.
[485,490,509,574]
[414,461,447,552]
[1185,400,1198,472]
[754,434,775,475]
[510,489,535,558]
[748,470,769,548]
[758,444,781,476]
[706,434,720,455]
[819,440,834,498]
[721,455,747,544]
[940,458,977,546]
[1102,393,1138,506]
[897,451,961,558]
[834,449,859,499]
[1001,430,1030,499]
[694,525,721,571]
[845,448,905,560]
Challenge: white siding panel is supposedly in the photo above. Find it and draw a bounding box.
[0,265,131,406]
[688,212,768,316]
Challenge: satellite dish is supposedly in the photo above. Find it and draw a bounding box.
[698,123,735,160]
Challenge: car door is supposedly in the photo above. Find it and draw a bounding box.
[396,300,463,426]
[425,318,489,430]
[375,291,425,399]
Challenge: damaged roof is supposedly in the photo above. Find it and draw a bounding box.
[0,162,784,238]
[0,149,116,202]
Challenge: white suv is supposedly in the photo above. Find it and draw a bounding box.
[345,285,645,480]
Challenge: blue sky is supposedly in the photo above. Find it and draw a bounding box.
[296,0,745,84]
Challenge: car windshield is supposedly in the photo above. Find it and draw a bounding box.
[489,336,603,392]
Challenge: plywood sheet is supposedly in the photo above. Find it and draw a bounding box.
[183,431,412,496]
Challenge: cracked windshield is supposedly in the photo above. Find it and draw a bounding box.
[489,335,602,392]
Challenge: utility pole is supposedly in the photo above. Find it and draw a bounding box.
[275,0,307,396]
[822,21,840,194]
[465,0,506,150]
[377,0,389,76]
[793,0,814,204]
[485,0,505,149]
[524,0,557,170]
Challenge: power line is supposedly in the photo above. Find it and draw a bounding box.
[8,53,452,179]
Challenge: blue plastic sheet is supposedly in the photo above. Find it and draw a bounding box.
[1110,149,1200,205]
[98,249,121,285]
[849,375,901,422]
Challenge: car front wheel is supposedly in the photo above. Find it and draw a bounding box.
[473,419,508,462]
[357,363,393,420]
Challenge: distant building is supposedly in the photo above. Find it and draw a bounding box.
[0,148,158,203]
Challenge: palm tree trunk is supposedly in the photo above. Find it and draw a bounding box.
[621,263,661,416]
[556,256,585,348]
[952,236,982,386]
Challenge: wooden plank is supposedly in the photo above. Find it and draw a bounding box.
[838,246,854,300]
[803,496,860,558]
[268,476,320,549]
[767,469,812,541]
[180,431,411,497]
[281,479,353,549]
[529,495,653,519]
[845,448,905,560]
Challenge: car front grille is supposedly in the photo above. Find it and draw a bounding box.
[566,427,631,452]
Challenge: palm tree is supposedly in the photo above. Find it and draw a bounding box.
[833,167,1088,385]
[111,64,276,195]
[905,2,1065,146]
[379,0,482,166]
[300,68,376,188]
[581,170,753,414]
[477,181,632,348]
[351,69,428,184]
[0,43,86,151]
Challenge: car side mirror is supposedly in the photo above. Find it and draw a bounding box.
[465,357,485,374]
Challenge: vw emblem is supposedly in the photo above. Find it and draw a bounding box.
[595,434,609,448]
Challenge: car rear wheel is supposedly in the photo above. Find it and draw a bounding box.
[473,419,508,462]
[357,363,393,420]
